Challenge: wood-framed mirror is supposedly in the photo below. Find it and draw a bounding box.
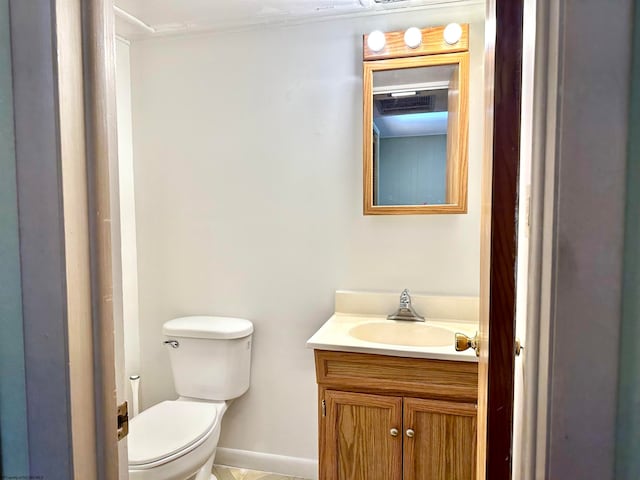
[363,26,469,215]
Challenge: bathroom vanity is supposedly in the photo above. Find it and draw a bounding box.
[315,351,477,479]
[307,291,479,480]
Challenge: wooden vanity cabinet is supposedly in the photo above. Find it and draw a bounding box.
[315,350,478,480]
[325,391,403,480]
[403,397,477,480]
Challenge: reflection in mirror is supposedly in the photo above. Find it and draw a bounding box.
[372,65,456,206]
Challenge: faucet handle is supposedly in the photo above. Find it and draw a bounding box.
[387,289,425,322]
[399,289,411,308]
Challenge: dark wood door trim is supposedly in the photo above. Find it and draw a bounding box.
[486,0,524,478]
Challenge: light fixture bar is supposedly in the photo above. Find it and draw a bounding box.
[391,91,417,97]
[373,81,450,95]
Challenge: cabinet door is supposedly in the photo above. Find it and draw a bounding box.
[323,390,402,480]
[403,398,477,480]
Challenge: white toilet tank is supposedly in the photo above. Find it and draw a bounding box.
[162,316,253,400]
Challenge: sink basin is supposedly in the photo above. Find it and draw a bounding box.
[348,322,454,347]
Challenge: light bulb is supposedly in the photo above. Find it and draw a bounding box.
[443,23,463,45]
[367,30,386,52]
[404,27,422,49]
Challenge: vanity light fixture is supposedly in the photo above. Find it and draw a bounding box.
[404,27,422,49]
[367,30,386,52]
[362,24,470,215]
[443,22,463,45]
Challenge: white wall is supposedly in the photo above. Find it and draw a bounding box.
[115,38,141,409]
[129,6,484,463]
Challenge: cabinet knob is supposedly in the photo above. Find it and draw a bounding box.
[406,428,415,438]
[390,428,399,437]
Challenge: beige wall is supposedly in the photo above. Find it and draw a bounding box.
[127,6,484,462]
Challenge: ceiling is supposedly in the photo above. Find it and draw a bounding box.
[373,64,455,89]
[113,0,483,39]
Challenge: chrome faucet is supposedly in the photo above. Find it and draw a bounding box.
[387,289,425,322]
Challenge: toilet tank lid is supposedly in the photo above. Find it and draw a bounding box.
[163,316,254,340]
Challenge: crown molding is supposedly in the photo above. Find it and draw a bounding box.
[115,0,485,41]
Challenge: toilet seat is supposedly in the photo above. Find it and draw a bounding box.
[128,400,222,469]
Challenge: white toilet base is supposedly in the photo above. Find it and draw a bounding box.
[193,452,215,480]
[130,444,219,480]
[128,400,228,480]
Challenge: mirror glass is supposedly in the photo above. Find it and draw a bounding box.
[372,64,457,207]
[363,50,468,215]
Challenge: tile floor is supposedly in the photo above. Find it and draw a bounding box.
[212,465,310,480]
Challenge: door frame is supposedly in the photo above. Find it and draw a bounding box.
[74,0,529,478]
[476,0,523,478]
[81,0,124,478]
[521,0,632,478]
[43,1,631,480]
[6,1,77,478]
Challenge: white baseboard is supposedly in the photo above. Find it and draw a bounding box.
[215,447,318,479]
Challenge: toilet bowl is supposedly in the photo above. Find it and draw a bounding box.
[127,316,253,480]
[128,400,226,480]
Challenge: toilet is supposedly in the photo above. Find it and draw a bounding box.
[127,316,253,480]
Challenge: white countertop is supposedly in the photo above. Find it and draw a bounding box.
[306,312,479,362]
